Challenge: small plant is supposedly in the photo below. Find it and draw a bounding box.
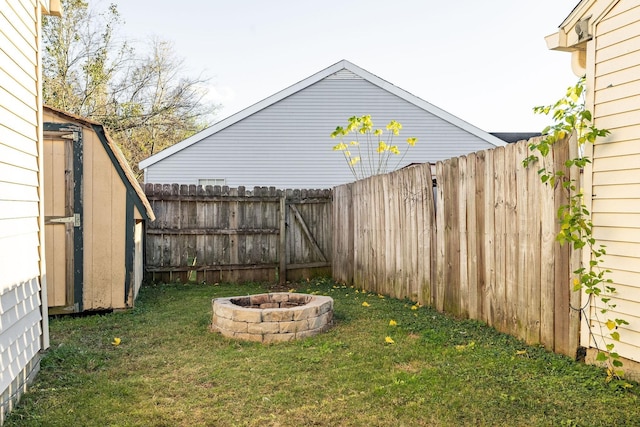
[527,77,629,381]
[331,115,418,180]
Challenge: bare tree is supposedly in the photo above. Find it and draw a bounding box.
[43,0,218,179]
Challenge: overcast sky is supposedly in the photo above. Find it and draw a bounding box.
[110,0,580,133]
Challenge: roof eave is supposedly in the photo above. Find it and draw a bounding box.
[550,0,620,51]
[139,59,505,171]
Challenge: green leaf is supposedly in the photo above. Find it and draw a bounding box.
[539,144,549,156]
[606,319,617,330]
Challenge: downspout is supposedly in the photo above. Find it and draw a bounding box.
[37,0,63,352]
[37,1,50,351]
[571,50,587,77]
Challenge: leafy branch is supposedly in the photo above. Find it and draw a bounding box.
[527,77,629,381]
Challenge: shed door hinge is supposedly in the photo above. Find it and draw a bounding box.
[45,213,81,227]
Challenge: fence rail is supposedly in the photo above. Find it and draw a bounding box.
[144,184,332,284]
[332,137,581,357]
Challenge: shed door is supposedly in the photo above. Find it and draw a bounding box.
[44,124,83,313]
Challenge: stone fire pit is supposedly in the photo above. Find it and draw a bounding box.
[211,292,333,343]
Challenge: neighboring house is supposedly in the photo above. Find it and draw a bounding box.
[140,60,506,188]
[43,106,155,314]
[0,1,61,424]
[490,132,541,143]
[546,0,640,372]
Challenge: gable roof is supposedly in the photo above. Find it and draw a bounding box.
[44,105,155,221]
[139,59,506,170]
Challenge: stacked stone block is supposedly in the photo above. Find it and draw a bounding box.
[211,292,333,343]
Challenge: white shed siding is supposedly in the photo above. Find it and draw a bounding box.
[145,76,496,188]
[0,0,47,422]
[589,0,640,362]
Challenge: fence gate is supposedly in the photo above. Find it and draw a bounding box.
[144,185,332,284]
[280,191,332,283]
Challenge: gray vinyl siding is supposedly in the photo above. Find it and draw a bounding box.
[0,1,44,422]
[145,76,496,188]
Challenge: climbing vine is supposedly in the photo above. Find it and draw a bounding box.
[525,77,629,381]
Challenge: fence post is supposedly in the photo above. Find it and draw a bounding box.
[279,194,287,284]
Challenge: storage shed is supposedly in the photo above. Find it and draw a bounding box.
[43,106,155,313]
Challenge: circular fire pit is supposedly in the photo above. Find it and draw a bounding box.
[211,292,333,343]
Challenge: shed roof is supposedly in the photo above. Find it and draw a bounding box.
[139,59,506,170]
[43,105,155,221]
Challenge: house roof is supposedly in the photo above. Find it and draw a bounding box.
[546,0,618,51]
[43,105,155,222]
[139,59,506,170]
[558,0,588,28]
[557,0,619,29]
[490,132,541,144]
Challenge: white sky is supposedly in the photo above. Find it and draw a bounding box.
[110,0,580,133]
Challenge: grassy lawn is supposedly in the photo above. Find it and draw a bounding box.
[6,277,639,427]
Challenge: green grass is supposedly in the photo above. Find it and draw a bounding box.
[6,278,640,426]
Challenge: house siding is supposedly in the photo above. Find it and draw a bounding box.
[145,75,497,188]
[589,0,640,362]
[0,0,46,423]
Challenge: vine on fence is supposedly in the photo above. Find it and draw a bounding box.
[525,77,629,381]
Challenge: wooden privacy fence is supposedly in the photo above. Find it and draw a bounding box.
[332,163,435,303]
[144,184,332,284]
[332,137,581,357]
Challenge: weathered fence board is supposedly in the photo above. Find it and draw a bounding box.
[540,142,557,348]
[465,152,479,320]
[493,146,506,332]
[145,185,332,283]
[525,143,542,345]
[504,144,518,336]
[515,142,529,340]
[331,185,352,283]
[483,148,496,327]
[332,137,579,358]
[435,161,446,312]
